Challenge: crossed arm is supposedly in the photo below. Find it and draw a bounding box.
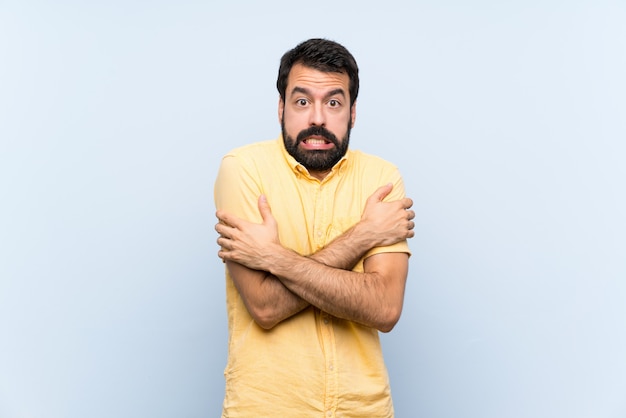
[215,184,415,332]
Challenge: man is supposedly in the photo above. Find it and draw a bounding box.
[214,38,415,417]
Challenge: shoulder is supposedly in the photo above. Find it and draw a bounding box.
[219,139,284,172]
[348,148,398,166]
[342,149,406,199]
[223,139,279,160]
[216,138,287,190]
[346,149,400,175]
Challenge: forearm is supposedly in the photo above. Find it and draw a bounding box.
[267,247,408,332]
[308,221,378,269]
[226,261,308,329]
[234,223,383,327]
[216,184,414,330]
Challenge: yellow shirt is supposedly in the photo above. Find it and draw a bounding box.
[214,136,410,417]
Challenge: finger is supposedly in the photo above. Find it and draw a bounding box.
[217,248,228,260]
[401,197,413,209]
[407,210,415,220]
[215,210,241,229]
[369,183,393,203]
[215,223,231,238]
[257,195,274,224]
[216,236,231,250]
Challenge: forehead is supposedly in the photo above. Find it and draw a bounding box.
[286,63,350,96]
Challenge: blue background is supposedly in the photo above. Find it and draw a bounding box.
[1,1,625,417]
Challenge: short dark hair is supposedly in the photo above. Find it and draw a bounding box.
[277,38,360,106]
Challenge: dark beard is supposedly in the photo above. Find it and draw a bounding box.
[282,122,351,172]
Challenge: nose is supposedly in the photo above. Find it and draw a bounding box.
[309,103,325,127]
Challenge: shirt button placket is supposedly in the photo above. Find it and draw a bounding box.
[313,185,324,248]
[320,313,337,416]
[317,183,337,416]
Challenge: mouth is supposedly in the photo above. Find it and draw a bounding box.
[300,135,335,150]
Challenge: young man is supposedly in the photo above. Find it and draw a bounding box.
[214,38,415,417]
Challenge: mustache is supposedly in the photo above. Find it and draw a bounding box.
[296,126,339,146]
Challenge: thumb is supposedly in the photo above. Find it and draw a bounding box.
[370,183,393,202]
[257,195,274,224]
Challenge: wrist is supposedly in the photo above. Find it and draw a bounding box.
[266,244,298,276]
[350,220,379,249]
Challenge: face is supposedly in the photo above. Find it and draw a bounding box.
[279,63,356,179]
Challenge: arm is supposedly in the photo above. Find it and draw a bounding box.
[216,184,414,330]
[223,261,309,328]
[269,250,408,332]
[223,222,372,329]
[307,183,415,269]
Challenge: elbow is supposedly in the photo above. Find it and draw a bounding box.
[255,317,279,330]
[250,306,280,330]
[377,305,402,333]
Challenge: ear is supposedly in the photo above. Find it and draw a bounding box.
[278,96,284,125]
[350,101,357,128]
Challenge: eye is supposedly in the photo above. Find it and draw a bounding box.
[328,99,340,107]
[296,99,308,106]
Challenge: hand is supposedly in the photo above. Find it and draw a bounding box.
[358,183,415,247]
[215,195,282,271]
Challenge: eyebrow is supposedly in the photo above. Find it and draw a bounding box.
[290,86,347,100]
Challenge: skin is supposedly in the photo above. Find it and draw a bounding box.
[215,64,415,332]
[279,63,356,180]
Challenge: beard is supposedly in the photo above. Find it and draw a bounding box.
[282,120,351,173]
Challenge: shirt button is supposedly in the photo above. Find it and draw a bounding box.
[327,411,332,417]
[323,318,329,325]
[329,364,334,371]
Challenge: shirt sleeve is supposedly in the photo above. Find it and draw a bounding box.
[214,154,264,223]
[363,167,412,260]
